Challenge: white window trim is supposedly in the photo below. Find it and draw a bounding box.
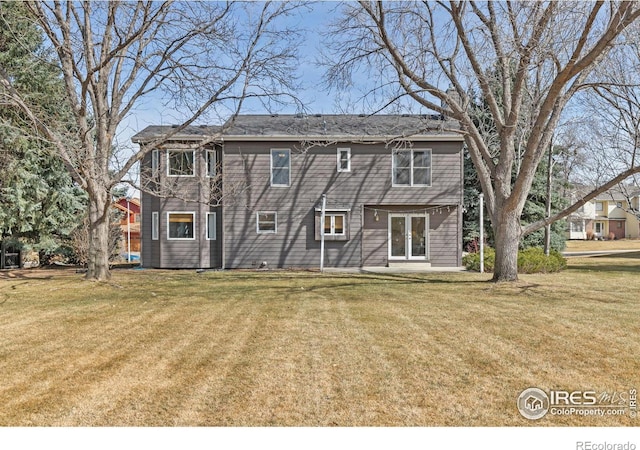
[166,211,196,240]
[337,147,351,172]
[151,211,159,240]
[206,212,217,240]
[391,148,432,187]
[256,211,277,234]
[206,149,217,178]
[323,213,346,236]
[595,202,604,211]
[167,149,196,177]
[270,148,291,187]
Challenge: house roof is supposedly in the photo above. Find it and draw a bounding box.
[131,114,463,143]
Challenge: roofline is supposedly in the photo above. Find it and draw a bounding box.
[133,133,464,144]
[221,134,464,142]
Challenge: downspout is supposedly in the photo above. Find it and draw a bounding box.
[320,193,327,272]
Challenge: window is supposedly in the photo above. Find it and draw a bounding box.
[392,149,431,186]
[570,220,584,232]
[271,149,290,186]
[206,212,216,240]
[337,148,351,172]
[257,212,277,233]
[168,150,195,176]
[323,214,345,236]
[152,212,159,240]
[167,212,195,239]
[315,209,350,241]
[151,149,159,177]
[206,149,217,178]
[595,202,604,211]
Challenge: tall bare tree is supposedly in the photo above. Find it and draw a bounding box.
[0,1,303,280]
[324,1,640,281]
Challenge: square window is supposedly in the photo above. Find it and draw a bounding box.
[324,214,345,236]
[257,212,277,233]
[167,212,195,239]
[337,148,351,172]
[168,150,195,176]
[392,149,431,186]
[271,149,290,186]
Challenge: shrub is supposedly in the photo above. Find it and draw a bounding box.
[463,247,567,273]
[517,247,567,273]
[462,247,495,272]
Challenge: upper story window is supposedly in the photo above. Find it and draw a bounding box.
[392,149,431,186]
[337,148,351,172]
[595,202,604,212]
[271,149,290,187]
[206,149,217,178]
[168,150,195,177]
[151,149,159,177]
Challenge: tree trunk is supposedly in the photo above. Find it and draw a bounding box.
[492,207,522,282]
[86,189,111,281]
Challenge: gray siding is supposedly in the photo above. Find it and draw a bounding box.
[222,141,462,268]
[140,147,223,269]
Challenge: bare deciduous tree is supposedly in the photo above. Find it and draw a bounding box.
[324,1,640,281]
[0,1,304,280]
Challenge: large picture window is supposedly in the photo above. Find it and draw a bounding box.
[168,150,195,176]
[271,149,290,186]
[392,149,431,186]
[167,212,195,239]
[257,212,277,233]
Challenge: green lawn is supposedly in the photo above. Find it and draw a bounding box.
[0,254,639,426]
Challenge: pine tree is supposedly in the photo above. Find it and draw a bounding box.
[0,3,85,261]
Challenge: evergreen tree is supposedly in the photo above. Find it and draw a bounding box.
[463,67,568,252]
[0,3,85,260]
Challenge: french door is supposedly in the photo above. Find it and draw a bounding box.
[389,214,428,260]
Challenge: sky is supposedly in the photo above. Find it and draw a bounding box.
[112,2,350,191]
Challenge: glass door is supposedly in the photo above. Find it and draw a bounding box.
[390,216,407,257]
[389,214,428,260]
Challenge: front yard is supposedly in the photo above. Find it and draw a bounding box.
[0,254,638,426]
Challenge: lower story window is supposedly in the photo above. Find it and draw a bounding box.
[324,214,345,236]
[257,212,277,233]
[207,212,217,240]
[168,212,195,239]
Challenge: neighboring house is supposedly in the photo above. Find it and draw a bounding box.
[132,114,464,270]
[567,187,640,240]
[113,197,141,255]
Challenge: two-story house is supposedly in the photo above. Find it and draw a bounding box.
[132,114,464,270]
[567,187,640,240]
